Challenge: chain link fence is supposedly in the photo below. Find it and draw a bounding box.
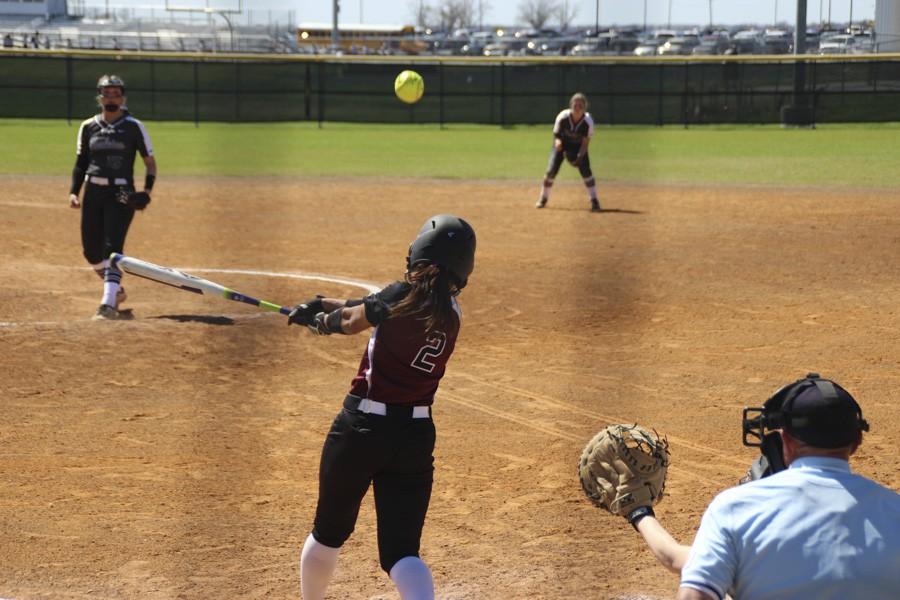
[1,50,899,125]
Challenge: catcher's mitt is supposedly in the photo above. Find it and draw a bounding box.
[578,424,669,518]
[117,189,151,210]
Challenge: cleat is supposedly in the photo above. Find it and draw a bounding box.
[535,197,548,209]
[92,304,133,321]
[116,286,127,306]
[590,199,601,213]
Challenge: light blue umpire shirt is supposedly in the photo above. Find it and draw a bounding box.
[679,455,900,600]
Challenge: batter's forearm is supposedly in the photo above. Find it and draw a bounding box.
[320,298,348,312]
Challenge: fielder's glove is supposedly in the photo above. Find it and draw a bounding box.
[578,424,669,526]
[287,296,324,326]
[116,189,152,210]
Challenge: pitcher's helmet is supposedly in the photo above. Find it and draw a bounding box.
[407,214,476,290]
[97,74,126,94]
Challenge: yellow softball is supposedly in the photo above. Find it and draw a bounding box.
[394,70,425,104]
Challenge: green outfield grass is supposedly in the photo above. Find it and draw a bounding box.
[2,119,898,188]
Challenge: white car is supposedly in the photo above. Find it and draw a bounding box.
[819,34,856,54]
[633,40,660,56]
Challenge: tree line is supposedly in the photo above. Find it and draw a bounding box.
[409,0,580,31]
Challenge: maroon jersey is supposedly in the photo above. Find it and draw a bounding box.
[348,282,461,406]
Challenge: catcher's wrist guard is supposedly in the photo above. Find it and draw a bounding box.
[627,505,655,530]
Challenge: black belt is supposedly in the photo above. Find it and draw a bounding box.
[343,394,431,419]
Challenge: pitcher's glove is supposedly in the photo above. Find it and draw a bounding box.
[117,189,152,210]
[287,296,324,326]
[578,424,669,526]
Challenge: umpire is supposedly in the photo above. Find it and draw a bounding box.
[68,74,156,320]
[677,374,900,600]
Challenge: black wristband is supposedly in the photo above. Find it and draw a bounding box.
[325,307,345,334]
[71,166,85,195]
[627,506,655,531]
[144,173,156,192]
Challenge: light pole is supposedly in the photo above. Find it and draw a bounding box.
[331,0,339,51]
[709,0,713,28]
[595,0,599,35]
[643,0,647,32]
[849,0,853,30]
[774,0,778,25]
[667,0,672,29]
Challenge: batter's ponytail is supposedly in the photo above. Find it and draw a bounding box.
[391,264,456,332]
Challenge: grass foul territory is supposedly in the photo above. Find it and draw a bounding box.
[2,119,899,188]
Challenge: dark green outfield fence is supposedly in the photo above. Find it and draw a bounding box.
[2,50,900,125]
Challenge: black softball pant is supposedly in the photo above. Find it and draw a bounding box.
[545,145,593,179]
[311,401,436,573]
[80,183,135,265]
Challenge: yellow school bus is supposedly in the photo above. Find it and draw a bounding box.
[297,23,427,54]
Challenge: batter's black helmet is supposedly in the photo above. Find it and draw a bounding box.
[97,74,126,94]
[407,214,476,290]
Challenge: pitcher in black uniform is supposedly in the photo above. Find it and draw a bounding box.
[536,92,601,212]
[68,74,157,320]
[287,215,476,600]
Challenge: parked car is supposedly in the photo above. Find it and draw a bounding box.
[652,29,678,43]
[570,40,604,56]
[633,39,660,56]
[612,36,640,54]
[482,41,511,56]
[730,29,763,54]
[657,36,700,56]
[818,34,857,54]
[527,37,577,56]
[852,31,875,53]
[763,29,792,54]
[431,38,467,56]
[458,42,485,56]
[692,33,730,55]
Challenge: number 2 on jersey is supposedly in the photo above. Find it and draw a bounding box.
[411,331,447,373]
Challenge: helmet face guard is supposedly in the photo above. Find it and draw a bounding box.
[96,74,126,96]
[741,373,869,478]
[406,214,476,290]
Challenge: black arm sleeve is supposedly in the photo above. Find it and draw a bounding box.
[71,125,91,195]
[70,153,89,195]
[363,281,410,326]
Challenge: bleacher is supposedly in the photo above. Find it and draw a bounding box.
[0,9,297,53]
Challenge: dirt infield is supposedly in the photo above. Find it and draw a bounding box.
[2,175,898,600]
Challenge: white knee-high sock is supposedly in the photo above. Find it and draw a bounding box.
[541,177,554,200]
[583,176,598,201]
[300,534,340,600]
[390,556,434,600]
[101,264,123,307]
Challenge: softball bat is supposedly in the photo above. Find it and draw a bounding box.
[109,253,292,316]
